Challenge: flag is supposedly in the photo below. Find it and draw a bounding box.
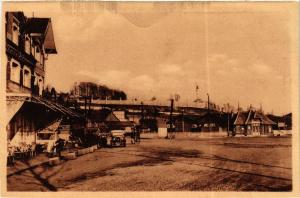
[175,94,180,102]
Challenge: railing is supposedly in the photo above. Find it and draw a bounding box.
[6,39,36,66]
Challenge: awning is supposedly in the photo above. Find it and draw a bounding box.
[31,96,82,118]
[6,100,25,125]
[6,95,83,126]
[38,119,62,133]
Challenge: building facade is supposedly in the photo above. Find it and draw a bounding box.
[5,12,59,148]
[233,110,276,135]
[6,12,57,96]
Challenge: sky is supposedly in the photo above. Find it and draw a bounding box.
[4,2,298,115]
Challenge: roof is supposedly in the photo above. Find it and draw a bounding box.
[87,109,112,122]
[26,18,57,54]
[106,121,134,128]
[234,110,276,125]
[254,112,276,125]
[234,111,249,125]
[26,18,49,34]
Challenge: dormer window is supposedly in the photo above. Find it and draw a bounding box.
[12,20,19,45]
[25,35,31,54]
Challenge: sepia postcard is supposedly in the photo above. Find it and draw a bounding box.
[0,1,299,197]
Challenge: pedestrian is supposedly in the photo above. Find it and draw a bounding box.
[55,138,65,158]
[131,128,136,144]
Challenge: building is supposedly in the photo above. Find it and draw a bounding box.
[85,109,134,133]
[6,12,57,96]
[197,112,229,132]
[267,113,292,130]
[233,110,276,135]
[5,12,82,151]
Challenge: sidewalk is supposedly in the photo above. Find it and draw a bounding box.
[7,153,50,177]
[7,146,98,177]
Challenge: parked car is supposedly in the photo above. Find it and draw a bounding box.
[97,132,109,148]
[109,130,126,147]
[36,131,58,153]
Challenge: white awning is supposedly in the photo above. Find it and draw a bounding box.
[6,100,25,125]
[38,119,62,133]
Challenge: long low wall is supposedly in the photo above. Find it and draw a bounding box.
[141,130,293,139]
[141,131,228,139]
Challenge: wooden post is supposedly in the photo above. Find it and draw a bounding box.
[169,99,174,132]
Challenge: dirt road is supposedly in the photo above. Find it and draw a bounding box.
[7,135,292,191]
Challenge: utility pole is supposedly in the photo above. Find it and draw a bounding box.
[141,101,144,129]
[169,98,174,133]
[207,93,210,113]
[207,93,210,132]
[195,84,199,106]
[227,109,230,136]
[181,109,185,132]
[84,84,87,119]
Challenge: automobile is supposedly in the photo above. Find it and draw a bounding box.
[97,132,109,148]
[273,130,285,136]
[109,130,126,147]
[36,131,58,153]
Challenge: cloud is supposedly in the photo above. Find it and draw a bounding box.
[250,63,273,74]
[128,75,155,94]
[158,63,183,74]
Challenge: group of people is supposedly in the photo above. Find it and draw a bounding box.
[130,127,141,144]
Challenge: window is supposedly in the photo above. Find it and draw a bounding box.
[25,35,30,54]
[38,78,43,96]
[31,43,35,55]
[40,53,44,65]
[23,66,31,88]
[35,47,41,62]
[12,21,19,45]
[10,59,21,83]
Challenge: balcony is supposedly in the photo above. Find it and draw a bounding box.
[34,62,45,77]
[7,80,32,95]
[6,39,36,67]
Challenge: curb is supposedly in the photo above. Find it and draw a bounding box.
[7,145,98,176]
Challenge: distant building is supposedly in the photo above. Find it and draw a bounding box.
[167,112,229,132]
[267,113,292,130]
[233,110,276,135]
[85,109,134,133]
